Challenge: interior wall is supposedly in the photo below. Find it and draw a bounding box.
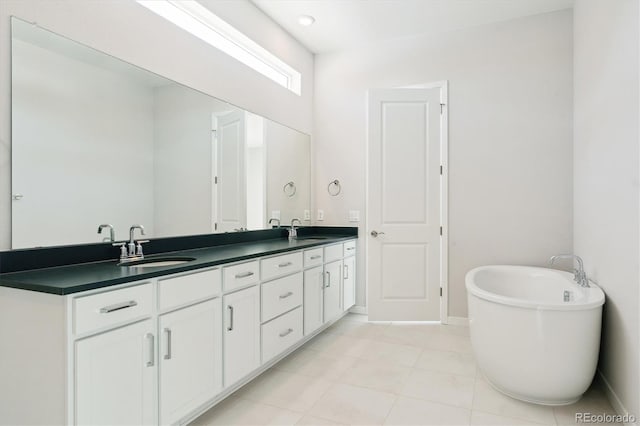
[573,0,639,418]
[0,0,314,250]
[313,10,573,314]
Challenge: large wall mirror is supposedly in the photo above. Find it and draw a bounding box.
[11,17,311,249]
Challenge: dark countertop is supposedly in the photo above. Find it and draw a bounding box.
[0,235,357,295]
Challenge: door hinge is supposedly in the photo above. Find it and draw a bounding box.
[214,176,218,184]
[440,226,443,236]
[440,103,445,114]
[440,287,443,297]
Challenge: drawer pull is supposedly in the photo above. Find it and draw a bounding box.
[99,300,137,314]
[278,261,293,268]
[310,255,322,260]
[235,271,254,279]
[145,333,154,367]
[164,328,172,360]
[346,247,355,251]
[279,291,294,299]
[227,305,234,331]
[279,328,294,338]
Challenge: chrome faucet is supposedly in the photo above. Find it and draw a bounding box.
[549,254,589,287]
[289,218,301,240]
[113,224,148,263]
[268,218,281,228]
[97,224,115,243]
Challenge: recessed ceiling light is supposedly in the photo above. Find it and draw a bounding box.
[298,15,315,27]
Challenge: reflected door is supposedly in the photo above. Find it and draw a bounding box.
[367,88,442,321]
[214,111,247,232]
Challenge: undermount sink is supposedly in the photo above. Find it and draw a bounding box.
[295,236,332,241]
[119,257,196,268]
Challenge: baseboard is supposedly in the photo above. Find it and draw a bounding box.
[447,316,469,326]
[597,369,638,426]
[349,305,367,315]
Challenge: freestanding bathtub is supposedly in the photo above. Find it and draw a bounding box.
[466,265,605,405]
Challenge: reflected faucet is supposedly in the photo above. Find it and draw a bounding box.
[97,224,115,243]
[289,218,302,240]
[549,254,589,287]
[268,218,281,228]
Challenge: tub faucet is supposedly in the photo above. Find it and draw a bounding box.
[289,218,301,240]
[549,254,589,287]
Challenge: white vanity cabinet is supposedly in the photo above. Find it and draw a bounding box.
[75,319,157,425]
[323,259,343,323]
[303,266,324,335]
[223,285,261,387]
[342,241,357,311]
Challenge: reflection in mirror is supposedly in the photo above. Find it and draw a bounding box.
[11,18,310,249]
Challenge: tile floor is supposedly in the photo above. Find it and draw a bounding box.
[192,314,617,426]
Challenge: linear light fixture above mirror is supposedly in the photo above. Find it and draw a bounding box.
[136,0,302,95]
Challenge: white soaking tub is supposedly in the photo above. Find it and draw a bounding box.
[465,265,605,405]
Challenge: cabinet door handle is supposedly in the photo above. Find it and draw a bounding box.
[278,261,293,268]
[279,291,294,299]
[145,333,154,367]
[227,306,234,331]
[164,328,172,360]
[310,255,321,260]
[279,328,294,337]
[344,265,349,279]
[235,271,254,279]
[100,300,137,313]
[325,271,331,288]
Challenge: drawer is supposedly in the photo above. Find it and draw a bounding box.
[223,260,260,292]
[261,272,303,322]
[324,244,343,263]
[343,240,357,257]
[261,252,302,282]
[158,268,221,311]
[261,307,303,363]
[74,283,152,335]
[304,248,323,268]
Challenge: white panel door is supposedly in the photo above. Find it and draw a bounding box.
[159,298,222,425]
[75,320,156,425]
[303,266,324,335]
[323,260,342,323]
[223,286,260,387]
[216,110,246,232]
[367,88,442,321]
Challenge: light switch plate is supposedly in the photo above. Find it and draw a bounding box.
[303,210,311,221]
[349,210,360,222]
[271,210,281,220]
[317,209,324,221]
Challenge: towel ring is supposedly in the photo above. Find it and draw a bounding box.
[328,179,341,196]
[283,181,296,197]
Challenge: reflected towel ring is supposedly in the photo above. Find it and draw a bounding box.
[283,181,296,197]
[328,179,341,196]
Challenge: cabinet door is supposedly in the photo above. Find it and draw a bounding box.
[159,298,222,425]
[323,260,342,323]
[223,286,260,387]
[343,256,356,311]
[303,266,324,335]
[76,320,155,425]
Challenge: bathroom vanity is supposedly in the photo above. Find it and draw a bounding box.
[0,229,357,425]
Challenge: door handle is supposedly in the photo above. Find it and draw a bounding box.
[163,328,172,360]
[344,265,349,279]
[227,305,234,331]
[370,230,385,238]
[325,271,331,288]
[145,333,154,367]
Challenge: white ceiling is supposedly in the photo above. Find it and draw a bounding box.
[251,0,574,54]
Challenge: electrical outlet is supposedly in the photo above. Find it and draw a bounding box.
[349,210,360,222]
[317,209,324,221]
[271,210,281,220]
[303,210,311,221]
